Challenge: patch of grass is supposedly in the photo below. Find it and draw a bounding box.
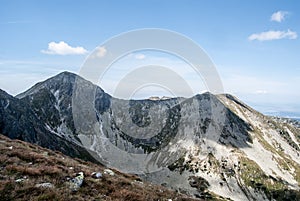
[208,153,220,173]
[275,155,300,186]
[167,155,185,172]
[251,126,300,186]
[238,156,300,200]
[252,127,278,154]
[266,119,299,151]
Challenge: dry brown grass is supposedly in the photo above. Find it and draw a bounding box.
[0,134,200,201]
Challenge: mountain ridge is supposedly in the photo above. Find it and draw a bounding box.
[0,71,299,200]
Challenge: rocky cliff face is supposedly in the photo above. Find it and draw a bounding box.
[0,76,99,163]
[1,71,299,200]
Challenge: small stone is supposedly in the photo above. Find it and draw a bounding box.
[15,178,25,183]
[15,176,27,183]
[91,172,102,178]
[35,182,54,188]
[67,172,84,192]
[104,169,114,176]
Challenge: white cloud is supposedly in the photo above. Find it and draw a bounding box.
[271,11,288,22]
[248,29,297,41]
[135,54,145,60]
[41,41,88,55]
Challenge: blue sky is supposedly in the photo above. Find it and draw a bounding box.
[0,0,299,116]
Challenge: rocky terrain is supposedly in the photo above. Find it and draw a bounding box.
[270,116,300,129]
[0,71,299,200]
[0,88,97,163]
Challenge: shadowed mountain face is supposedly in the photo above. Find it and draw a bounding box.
[1,71,299,200]
[0,81,99,163]
[0,89,39,143]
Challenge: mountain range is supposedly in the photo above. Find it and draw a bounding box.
[0,71,299,200]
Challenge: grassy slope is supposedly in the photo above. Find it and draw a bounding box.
[0,134,199,201]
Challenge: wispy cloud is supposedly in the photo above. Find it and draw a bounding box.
[270,11,289,22]
[41,41,88,55]
[248,29,297,41]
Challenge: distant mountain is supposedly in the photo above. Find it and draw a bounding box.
[0,71,299,200]
[264,111,300,120]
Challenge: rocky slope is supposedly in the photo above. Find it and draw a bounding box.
[0,71,299,200]
[0,86,97,163]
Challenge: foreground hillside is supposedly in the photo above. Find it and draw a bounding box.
[0,134,200,201]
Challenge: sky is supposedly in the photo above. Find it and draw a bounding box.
[0,0,299,117]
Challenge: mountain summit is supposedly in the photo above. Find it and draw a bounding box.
[0,72,299,200]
